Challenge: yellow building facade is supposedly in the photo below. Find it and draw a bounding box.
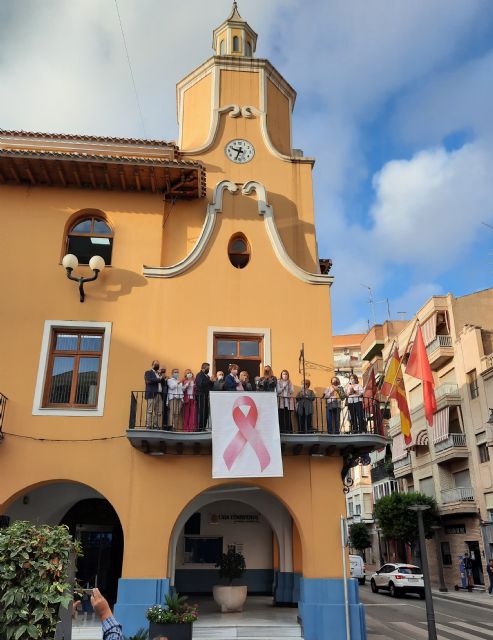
[0,5,385,638]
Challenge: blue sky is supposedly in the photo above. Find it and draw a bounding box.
[1,0,493,333]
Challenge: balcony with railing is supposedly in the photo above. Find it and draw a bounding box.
[127,392,387,456]
[439,486,477,515]
[410,383,461,425]
[426,334,454,370]
[0,392,7,442]
[434,433,468,463]
[392,454,412,476]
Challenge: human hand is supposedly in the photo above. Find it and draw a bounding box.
[90,588,113,622]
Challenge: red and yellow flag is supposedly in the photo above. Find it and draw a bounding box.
[381,348,412,444]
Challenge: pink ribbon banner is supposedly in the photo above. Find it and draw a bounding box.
[223,396,271,471]
[211,391,283,479]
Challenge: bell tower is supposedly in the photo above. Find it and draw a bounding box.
[212,1,258,57]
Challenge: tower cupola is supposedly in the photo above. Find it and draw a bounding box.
[212,1,258,57]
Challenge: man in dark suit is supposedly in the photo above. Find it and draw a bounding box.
[195,362,214,431]
[144,360,166,428]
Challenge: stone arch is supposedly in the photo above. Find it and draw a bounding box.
[166,482,302,602]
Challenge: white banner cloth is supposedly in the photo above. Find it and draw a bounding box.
[211,391,284,479]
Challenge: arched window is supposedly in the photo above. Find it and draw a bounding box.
[233,36,240,52]
[66,213,113,265]
[228,233,250,269]
[220,39,225,55]
[246,41,252,57]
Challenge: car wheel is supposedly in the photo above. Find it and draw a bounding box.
[389,582,399,598]
[370,579,378,593]
[419,590,425,600]
[358,577,366,585]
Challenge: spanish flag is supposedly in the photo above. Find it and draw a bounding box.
[381,348,412,445]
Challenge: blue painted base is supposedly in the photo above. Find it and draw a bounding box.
[175,568,273,594]
[299,578,366,640]
[274,571,301,604]
[114,578,170,636]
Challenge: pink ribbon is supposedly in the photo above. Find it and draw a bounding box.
[223,396,271,471]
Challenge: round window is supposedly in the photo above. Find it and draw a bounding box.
[228,233,250,269]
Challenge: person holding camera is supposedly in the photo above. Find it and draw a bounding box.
[324,376,345,434]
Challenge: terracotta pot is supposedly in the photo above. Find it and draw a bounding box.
[212,585,248,612]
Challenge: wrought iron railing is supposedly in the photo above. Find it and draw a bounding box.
[0,393,7,436]
[128,391,385,435]
[441,487,475,504]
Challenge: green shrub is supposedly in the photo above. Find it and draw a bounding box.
[216,548,246,585]
[0,520,81,640]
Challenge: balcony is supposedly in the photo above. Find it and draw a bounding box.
[439,487,477,515]
[426,334,454,370]
[410,383,461,425]
[371,460,393,483]
[0,392,7,443]
[392,455,412,477]
[434,433,468,463]
[126,392,387,457]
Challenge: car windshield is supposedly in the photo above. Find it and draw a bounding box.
[398,566,422,575]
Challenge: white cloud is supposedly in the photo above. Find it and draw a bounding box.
[371,142,493,271]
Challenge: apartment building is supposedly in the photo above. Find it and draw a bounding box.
[388,290,493,588]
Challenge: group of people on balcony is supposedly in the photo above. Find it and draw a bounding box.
[144,361,369,434]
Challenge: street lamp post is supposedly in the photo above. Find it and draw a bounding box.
[375,525,384,565]
[431,524,448,592]
[409,504,437,640]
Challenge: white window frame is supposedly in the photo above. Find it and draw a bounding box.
[32,320,112,417]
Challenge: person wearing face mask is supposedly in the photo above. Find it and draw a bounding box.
[345,374,365,433]
[144,360,165,429]
[182,369,197,431]
[296,379,315,433]
[224,364,242,391]
[277,369,294,432]
[259,366,277,392]
[167,368,184,430]
[323,376,345,434]
[195,362,214,431]
[213,371,226,391]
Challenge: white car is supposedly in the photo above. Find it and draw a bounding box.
[370,563,425,598]
[349,554,366,585]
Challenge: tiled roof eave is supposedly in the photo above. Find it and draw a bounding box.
[0,129,176,148]
[0,147,204,170]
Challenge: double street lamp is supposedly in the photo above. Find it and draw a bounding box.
[409,504,437,640]
[62,253,105,302]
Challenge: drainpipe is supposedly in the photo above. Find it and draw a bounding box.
[340,515,351,640]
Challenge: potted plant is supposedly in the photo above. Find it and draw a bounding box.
[146,592,198,640]
[213,547,247,612]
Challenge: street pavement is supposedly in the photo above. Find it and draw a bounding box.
[361,582,493,639]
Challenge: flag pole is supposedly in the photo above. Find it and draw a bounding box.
[380,317,419,404]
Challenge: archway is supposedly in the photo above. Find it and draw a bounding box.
[168,484,301,605]
[4,481,124,606]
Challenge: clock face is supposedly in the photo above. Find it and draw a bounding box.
[225,139,255,164]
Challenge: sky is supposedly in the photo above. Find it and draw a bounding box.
[1,0,493,334]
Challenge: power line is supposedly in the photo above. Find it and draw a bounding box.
[114,0,147,137]
[2,431,126,443]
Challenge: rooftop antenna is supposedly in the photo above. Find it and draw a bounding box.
[397,311,407,320]
[361,284,376,327]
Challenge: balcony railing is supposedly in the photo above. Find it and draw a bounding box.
[426,334,453,354]
[128,391,385,436]
[0,392,7,438]
[435,383,460,400]
[441,487,475,504]
[434,433,467,453]
[393,455,411,471]
[371,460,393,482]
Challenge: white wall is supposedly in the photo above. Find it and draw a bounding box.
[6,482,104,526]
[175,500,273,570]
